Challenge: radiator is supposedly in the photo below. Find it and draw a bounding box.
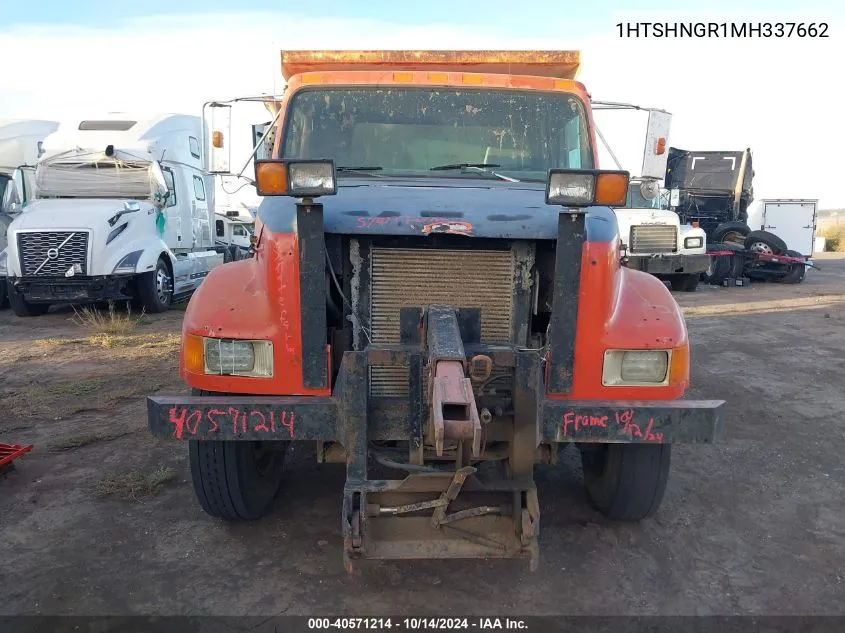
[629,225,677,254]
[17,231,90,276]
[369,247,515,397]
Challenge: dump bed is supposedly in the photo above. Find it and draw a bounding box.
[280,50,581,81]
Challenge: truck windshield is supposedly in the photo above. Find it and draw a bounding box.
[623,184,661,209]
[34,160,153,200]
[281,87,593,182]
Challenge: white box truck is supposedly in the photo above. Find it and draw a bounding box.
[0,114,225,316]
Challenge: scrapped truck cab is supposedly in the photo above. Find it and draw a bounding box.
[146,51,725,571]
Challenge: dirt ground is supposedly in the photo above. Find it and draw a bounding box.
[1,254,844,617]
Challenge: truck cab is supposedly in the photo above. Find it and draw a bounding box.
[614,177,709,292]
[1,114,224,316]
[146,51,724,571]
[0,119,60,306]
[213,209,255,258]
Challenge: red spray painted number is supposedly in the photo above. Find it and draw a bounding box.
[561,409,664,443]
[168,406,296,440]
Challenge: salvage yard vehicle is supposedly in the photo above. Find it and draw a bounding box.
[0,119,59,307]
[592,104,709,292]
[146,50,725,571]
[666,147,812,285]
[2,114,225,316]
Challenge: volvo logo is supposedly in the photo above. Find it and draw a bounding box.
[46,248,60,260]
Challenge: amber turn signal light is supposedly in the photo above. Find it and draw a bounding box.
[594,172,629,206]
[254,161,289,196]
[546,168,630,207]
[183,334,205,374]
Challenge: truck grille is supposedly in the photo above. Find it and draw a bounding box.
[369,247,515,397]
[17,231,89,277]
[630,225,677,254]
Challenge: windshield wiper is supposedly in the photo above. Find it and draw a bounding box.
[337,166,384,176]
[428,163,519,182]
[429,162,498,171]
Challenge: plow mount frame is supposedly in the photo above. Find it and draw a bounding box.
[148,340,724,570]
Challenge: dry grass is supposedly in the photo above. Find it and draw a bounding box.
[7,376,165,419]
[71,302,147,336]
[48,430,130,453]
[820,227,844,252]
[96,466,177,501]
[35,332,180,351]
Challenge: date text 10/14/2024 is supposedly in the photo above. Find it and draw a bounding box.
[307,618,528,630]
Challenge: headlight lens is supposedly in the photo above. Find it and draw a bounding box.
[547,172,594,206]
[684,236,704,249]
[602,350,670,385]
[113,249,143,274]
[0,250,7,276]
[288,161,336,196]
[203,338,273,377]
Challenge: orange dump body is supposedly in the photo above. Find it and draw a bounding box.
[280,50,581,82]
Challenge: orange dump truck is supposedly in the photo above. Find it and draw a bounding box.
[147,51,725,571]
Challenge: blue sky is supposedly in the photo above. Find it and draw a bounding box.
[1,2,844,207]
[5,0,842,30]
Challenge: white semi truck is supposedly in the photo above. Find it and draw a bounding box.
[592,102,709,292]
[1,119,60,306]
[0,114,225,316]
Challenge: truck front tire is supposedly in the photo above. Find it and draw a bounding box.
[669,274,699,292]
[137,257,173,313]
[579,443,671,521]
[188,391,288,521]
[7,283,50,317]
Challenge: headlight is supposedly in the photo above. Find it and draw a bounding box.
[113,249,143,274]
[547,172,594,205]
[253,159,337,197]
[684,236,704,249]
[545,169,629,207]
[0,250,7,276]
[602,350,670,386]
[202,338,273,377]
[288,161,336,196]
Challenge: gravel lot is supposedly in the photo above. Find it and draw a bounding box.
[1,254,844,617]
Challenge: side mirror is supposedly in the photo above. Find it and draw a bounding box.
[1,174,23,214]
[205,103,232,174]
[641,110,672,180]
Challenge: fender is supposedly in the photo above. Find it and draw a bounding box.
[557,238,690,401]
[101,235,175,276]
[180,227,330,397]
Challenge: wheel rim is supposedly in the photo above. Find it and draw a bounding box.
[251,441,285,478]
[748,241,773,255]
[155,266,172,304]
[722,231,744,245]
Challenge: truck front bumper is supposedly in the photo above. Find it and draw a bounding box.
[147,348,724,446]
[8,275,134,303]
[626,253,710,275]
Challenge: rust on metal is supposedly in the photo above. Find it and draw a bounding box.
[281,50,581,81]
